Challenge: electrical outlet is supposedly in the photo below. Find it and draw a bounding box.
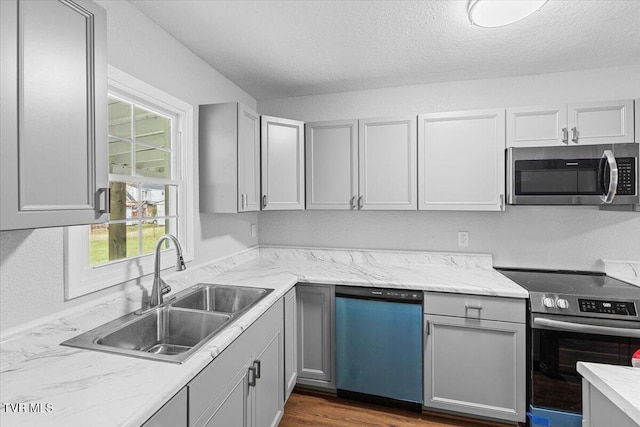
[251,223,257,238]
[458,231,469,247]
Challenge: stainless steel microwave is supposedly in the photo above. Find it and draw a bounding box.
[507,143,639,205]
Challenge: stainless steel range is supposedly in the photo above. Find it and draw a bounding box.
[497,268,640,427]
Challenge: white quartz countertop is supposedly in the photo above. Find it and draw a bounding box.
[0,246,527,427]
[577,362,640,425]
[603,260,640,288]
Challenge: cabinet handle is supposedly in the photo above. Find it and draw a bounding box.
[253,360,261,379]
[350,196,356,210]
[464,303,483,317]
[97,187,110,214]
[242,194,247,209]
[262,195,267,209]
[562,127,568,144]
[358,195,363,210]
[248,366,256,387]
[571,127,578,143]
[425,320,430,336]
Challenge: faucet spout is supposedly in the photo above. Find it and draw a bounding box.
[150,234,186,308]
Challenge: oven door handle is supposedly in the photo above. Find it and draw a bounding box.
[534,317,640,338]
[600,150,618,204]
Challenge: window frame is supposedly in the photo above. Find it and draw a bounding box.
[64,66,194,300]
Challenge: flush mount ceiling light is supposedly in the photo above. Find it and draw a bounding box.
[468,0,548,28]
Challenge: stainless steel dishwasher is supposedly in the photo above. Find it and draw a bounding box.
[335,286,423,411]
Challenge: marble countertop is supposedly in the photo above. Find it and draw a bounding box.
[602,260,640,288]
[577,362,640,425]
[0,246,527,427]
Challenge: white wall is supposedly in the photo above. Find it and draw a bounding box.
[0,1,257,332]
[258,65,640,270]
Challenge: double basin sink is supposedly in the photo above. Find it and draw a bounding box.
[62,284,274,363]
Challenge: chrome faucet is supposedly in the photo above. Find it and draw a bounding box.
[150,234,186,308]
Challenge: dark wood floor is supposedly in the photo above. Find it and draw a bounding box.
[279,390,509,427]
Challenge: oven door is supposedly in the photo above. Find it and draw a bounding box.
[530,314,640,426]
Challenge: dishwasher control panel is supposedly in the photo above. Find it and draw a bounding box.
[336,286,423,303]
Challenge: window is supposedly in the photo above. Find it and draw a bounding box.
[65,67,194,299]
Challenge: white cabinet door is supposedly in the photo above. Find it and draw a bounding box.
[506,105,568,147]
[283,288,298,401]
[251,329,284,427]
[305,120,358,210]
[358,117,417,210]
[424,314,526,423]
[238,104,261,212]
[261,116,305,210]
[568,99,635,145]
[418,109,505,211]
[143,388,188,427]
[199,103,260,213]
[201,364,250,427]
[0,0,108,230]
[297,284,335,389]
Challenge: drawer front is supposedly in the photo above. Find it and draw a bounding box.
[424,292,525,323]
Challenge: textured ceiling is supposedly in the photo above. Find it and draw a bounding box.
[130,0,640,100]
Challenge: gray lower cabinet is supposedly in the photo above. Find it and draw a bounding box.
[0,0,108,230]
[423,292,526,424]
[142,388,188,427]
[283,287,297,401]
[189,300,284,427]
[296,284,335,389]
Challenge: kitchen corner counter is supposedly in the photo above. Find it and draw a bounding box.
[577,362,640,426]
[0,246,527,427]
[602,260,640,288]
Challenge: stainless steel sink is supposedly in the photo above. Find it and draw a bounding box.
[62,284,274,363]
[171,285,272,314]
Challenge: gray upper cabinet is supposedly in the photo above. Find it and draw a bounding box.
[305,120,358,210]
[418,109,505,211]
[296,284,335,389]
[423,293,526,423]
[199,103,260,213]
[358,117,417,210]
[0,0,108,231]
[507,100,635,148]
[261,115,305,210]
[506,105,568,148]
[567,100,635,145]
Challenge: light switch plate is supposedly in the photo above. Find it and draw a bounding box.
[458,231,469,247]
[251,223,257,238]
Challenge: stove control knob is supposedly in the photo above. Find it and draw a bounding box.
[543,297,556,308]
[556,298,569,309]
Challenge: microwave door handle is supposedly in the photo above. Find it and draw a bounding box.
[533,318,640,338]
[600,150,618,204]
